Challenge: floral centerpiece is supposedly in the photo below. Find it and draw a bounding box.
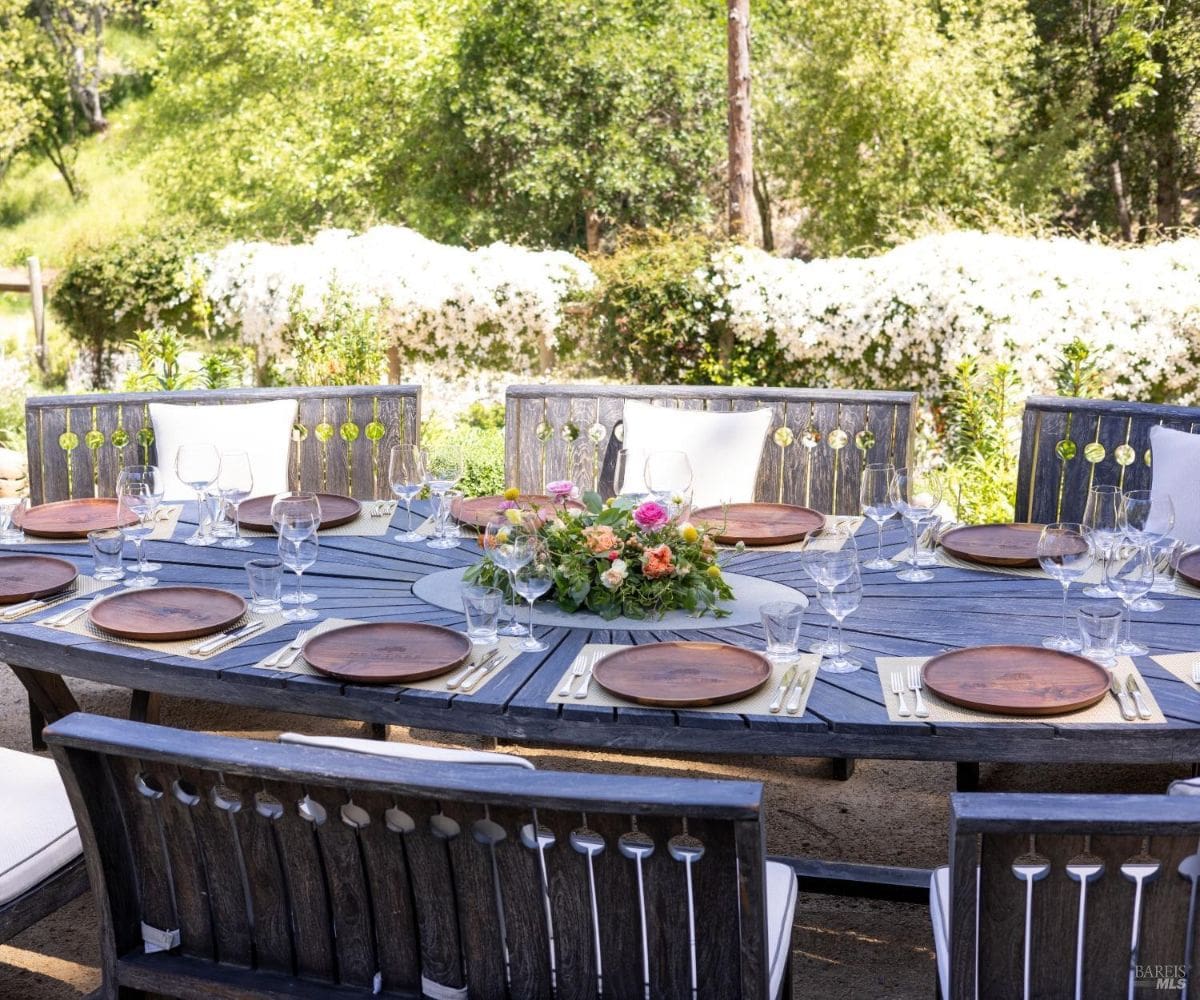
[465,483,736,621]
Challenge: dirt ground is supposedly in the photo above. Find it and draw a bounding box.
[0,667,1188,999]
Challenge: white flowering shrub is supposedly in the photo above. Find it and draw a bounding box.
[711,232,1200,402]
[201,226,597,374]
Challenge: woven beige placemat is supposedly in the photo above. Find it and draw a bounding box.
[1151,652,1200,690]
[548,643,820,717]
[876,655,1164,724]
[52,602,290,659]
[242,505,396,539]
[256,617,519,696]
[3,505,185,546]
[2,574,120,622]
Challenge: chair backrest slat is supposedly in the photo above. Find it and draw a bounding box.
[1016,396,1200,523]
[948,793,1200,999]
[24,385,421,504]
[45,713,769,999]
[505,384,918,515]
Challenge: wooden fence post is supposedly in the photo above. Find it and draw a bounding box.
[27,256,46,375]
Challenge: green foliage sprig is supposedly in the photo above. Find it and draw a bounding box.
[280,284,386,388]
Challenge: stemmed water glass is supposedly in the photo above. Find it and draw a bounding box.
[644,451,693,511]
[277,530,319,622]
[801,545,857,655]
[425,447,464,550]
[117,465,163,572]
[1109,541,1155,655]
[860,463,897,570]
[514,553,554,652]
[175,444,221,546]
[485,517,534,637]
[890,467,943,583]
[1120,490,1174,611]
[1082,484,1122,598]
[1036,522,1094,651]
[614,448,649,499]
[817,566,863,672]
[117,468,163,589]
[388,445,427,542]
[272,494,321,605]
[217,451,254,549]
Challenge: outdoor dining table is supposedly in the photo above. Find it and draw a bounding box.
[5,504,1200,786]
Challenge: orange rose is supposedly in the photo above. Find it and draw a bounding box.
[642,543,676,579]
[584,525,620,554]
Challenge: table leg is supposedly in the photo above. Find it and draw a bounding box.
[28,695,46,751]
[11,666,81,740]
[129,690,161,726]
[831,757,856,781]
[367,722,388,741]
[956,762,980,792]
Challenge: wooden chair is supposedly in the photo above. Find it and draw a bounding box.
[44,712,798,999]
[931,790,1200,999]
[505,384,918,516]
[24,384,422,505]
[0,744,87,944]
[1015,395,1200,524]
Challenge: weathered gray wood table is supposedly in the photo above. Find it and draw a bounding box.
[5,508,1200,777]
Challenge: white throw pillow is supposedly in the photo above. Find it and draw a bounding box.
[619,400,773,509]
[279,732,535,769]
[1149,425,1200,545]
[149,399,298,501]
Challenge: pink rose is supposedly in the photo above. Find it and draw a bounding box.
[546,480,578,502]
[632,500,670,531]
[583,525,620,554]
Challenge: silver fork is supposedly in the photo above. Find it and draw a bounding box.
[559,660,588,697]
[447,648,500,690]
[45,598,100,628]
[907,664,930,718]
[890,672,911,717]
[265,628,312,668]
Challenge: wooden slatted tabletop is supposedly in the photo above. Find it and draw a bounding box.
[4,503,1200,767]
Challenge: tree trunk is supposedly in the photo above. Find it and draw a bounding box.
[752,168,774,252]
[726,0,753,241]
[1109,154,1134,241]
[584,206,601,253]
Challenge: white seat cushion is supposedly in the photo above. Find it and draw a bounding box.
[766,860,798,1000]
[0,746,81,906]
[931,867,951,1000]
[1169,776,1200,796]
[149,399,298,501]
[1149,425,1200,544]
[618,400,773,509]
[278,732,536,769]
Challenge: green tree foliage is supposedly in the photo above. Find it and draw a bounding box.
[756,0,1081,254]
[404,0,725,249]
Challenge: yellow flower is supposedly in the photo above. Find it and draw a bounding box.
[707,564,722,580]
[503,487,520,501]
[496,527,510,544]
[678,522,699,544]
[504,508,523,525]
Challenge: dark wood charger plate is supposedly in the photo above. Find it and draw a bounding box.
[237,493,361,532]
[592,641,772,707]
[1175,550,1200,589]
[88,586,247,641]
[921,644,1111,716]
[453,494,586,529]
[0,554,78,604]
[17,498,138,539]
[302,622,473,684]
[939,523,1085,568]
[691,503,825,546]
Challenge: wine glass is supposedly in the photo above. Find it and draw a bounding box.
[1082,485,1122,597]
[1121,490,1174,611]
[217,451,254,549]
[514,555,554,652]
[485,518,534,637]
[614,448,649,499]
[890,467,943,583]
[425,447,463,549]
[278,533,319,622]
[175,444,221,546]
[117,481,160,589]
[388,445,426,542]
[860,463,897,570]
[801,546,857,655]
[1037,522,1094,651]
[1109,541,1154,655]
[817,568,863,673]
[644,451,693,510]
[116,465,163,572]
[271,492,322,534]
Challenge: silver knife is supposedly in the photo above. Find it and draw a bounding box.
[786,670,811,715]
[573,660,596,699]
[1126,675,1153,720]
[1111,672,1136,721]
[768,665,797,714]
[190,620,265,655]
[2,598,46,618]
[460,652,505,693]
[447,648,500,690]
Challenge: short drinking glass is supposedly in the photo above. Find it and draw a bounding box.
[1077,606,1123,667]
[462,585,503,644]
[88,528,125,581]
[245,558,284,614]
[0,496,26,543]
[760,600,807,662]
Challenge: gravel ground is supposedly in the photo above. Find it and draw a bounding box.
[0,668,1187,998]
